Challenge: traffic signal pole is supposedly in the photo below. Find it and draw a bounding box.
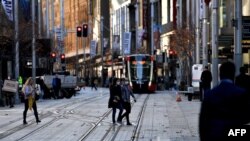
[82,24,88,78]
[76,35,79,77]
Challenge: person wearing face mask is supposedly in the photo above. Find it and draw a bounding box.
[108,78,123,124]
[120,78,136,125]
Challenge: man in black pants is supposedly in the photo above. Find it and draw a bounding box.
[119,78,136,125]
[200,66,212,101]
[52,75,61,99]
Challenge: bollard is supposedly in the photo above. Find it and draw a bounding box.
[188,93,192,101]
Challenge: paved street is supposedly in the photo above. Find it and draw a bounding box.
[0,88,201,141]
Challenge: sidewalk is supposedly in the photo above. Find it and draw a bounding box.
[161,90,201,141]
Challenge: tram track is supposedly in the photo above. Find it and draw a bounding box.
[0,91,110,140]
[131,94,149,141]
[0,91,150,141]
[77,109,113,141]
[107,94,148,141]
[77,94,148,141]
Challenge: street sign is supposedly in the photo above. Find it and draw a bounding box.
[2,80,18,93]
[242,16,250,45]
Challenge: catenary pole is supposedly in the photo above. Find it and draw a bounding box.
[234,0,242,76]
[14,0,19,103]
[14,0,19,80]
[46,0,50,38]
[202,0,208,68]
[101,17,104,87]
[38,0,41,38]
[60,0,65,55]
[135,3,138,53]
[196,0,200,64]
[51,0,55,48]
[211,0,219,87]
[150,0,154,55]
[121,7,125,76]
[32,0,36,82]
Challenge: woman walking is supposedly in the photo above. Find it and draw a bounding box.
[22,77,41,125]
[108,78,123,124]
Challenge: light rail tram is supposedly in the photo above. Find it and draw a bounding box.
[125,54,156,93]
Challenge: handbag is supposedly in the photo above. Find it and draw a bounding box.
[113,96,120,103]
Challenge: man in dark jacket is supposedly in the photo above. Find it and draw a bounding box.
[200,65,212,101]
[235,66,250,93]
[52,75,61,99]
[120,78,136,125]
[199,61,250,141]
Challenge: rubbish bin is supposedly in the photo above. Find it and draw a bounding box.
[187,87,194,101]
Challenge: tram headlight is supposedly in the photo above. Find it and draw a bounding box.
[148,82,152,87]
[130,82,133,88]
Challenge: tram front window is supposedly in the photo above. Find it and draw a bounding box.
[131,57,150,81]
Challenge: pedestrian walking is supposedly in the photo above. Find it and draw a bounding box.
[22,77,41,125]
[39,78,50,99]
[120,78,136,125]
[199,61,250,141]
[91,77,97,90]
[108,78,123,124]
[200,65,212,101]
[4,76,15,108]
[235,66,250,93]
[52,74,61,99]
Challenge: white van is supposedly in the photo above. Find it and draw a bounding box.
[192,64,203,93]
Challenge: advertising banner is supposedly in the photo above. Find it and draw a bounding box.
[90,40,97,57]
[1,0,13,21]
[123,32,131,55]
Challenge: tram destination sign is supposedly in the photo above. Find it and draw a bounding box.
[242,16,250,45]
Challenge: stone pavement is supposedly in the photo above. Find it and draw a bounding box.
[167,91,201,141]
[135,90,201,141]
[0,88,201,141]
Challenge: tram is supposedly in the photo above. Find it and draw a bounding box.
[125,54,156,93]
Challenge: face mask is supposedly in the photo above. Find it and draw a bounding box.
[116,82,120,85]
[125,81,129,84]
